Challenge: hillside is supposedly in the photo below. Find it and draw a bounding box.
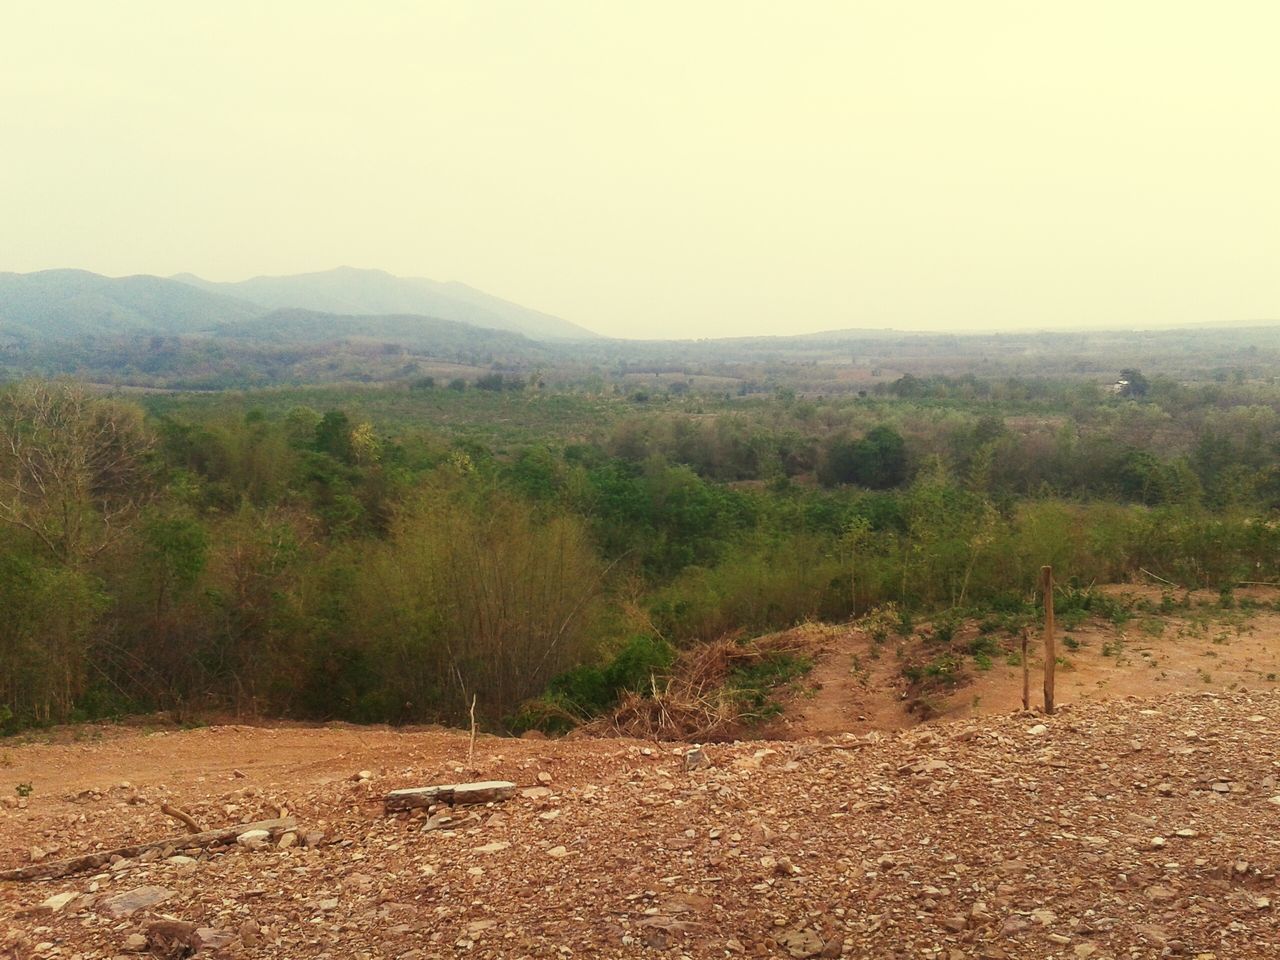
[0,270,260,340]
[210,307,546,357]
[175,266,597,341]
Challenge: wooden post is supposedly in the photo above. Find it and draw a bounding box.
[1021,628,1030,711]
[1041,565,1055,715]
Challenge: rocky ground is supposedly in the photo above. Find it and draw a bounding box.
[2,688,1280,959]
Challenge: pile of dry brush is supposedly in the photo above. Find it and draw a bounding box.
[582,627,822,741]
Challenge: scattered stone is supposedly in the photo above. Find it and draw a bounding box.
[684,746,711,771]
[776,925,825,958]
[1027,724,1049,735]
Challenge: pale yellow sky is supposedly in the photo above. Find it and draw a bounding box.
[2,2,1277,338]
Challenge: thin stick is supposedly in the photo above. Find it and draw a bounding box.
[159,803,204,835]
[1021,628,1030,711]
[1041,565,1056,715]
[467,694,478,770]
[0,816,295,882]
[1139,567,1175,585]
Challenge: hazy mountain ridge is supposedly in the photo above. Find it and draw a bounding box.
[174,266,596,341]
[1,267,594,345]
[0,269,261,339]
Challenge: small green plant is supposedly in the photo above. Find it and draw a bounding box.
[1005,651,1022,667]
[896,607,914,636]
[0,751,12,769]
[1062,635,1081,651]
[15,782,33,798]
[930,614,959,645]
[973,652,993,671]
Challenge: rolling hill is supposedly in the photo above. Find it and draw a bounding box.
[173,266,596,341]
[0,269,261,340]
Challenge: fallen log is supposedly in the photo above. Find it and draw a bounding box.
[0,816,296,882]
[384,780,516,813]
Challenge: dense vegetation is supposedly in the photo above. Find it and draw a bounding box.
[3,365,1280,735]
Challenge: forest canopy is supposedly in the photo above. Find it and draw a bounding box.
[2,366,1279,735]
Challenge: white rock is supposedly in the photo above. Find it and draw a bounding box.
[236,829,271,849]
[36,891,78,914]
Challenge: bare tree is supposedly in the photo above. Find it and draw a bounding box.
[0,381,155,564]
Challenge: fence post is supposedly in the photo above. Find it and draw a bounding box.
[1021,628,1030,711]
[1041,565,1055,715]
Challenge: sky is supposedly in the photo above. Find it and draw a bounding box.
[2,2,1278,339]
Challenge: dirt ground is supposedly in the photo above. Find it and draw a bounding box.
[774,585,1280,738]
[3,589,1280,958]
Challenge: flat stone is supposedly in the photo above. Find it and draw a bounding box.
[35,891,78,914]
[102,885,175,918]
[195,927,236,949]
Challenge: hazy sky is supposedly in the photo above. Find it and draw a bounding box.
[3,2,1277,339]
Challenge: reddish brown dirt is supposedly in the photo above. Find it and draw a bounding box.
[3,591,1280,958]
[773,586,1280,738]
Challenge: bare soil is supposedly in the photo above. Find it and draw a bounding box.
[3,591,1280,958]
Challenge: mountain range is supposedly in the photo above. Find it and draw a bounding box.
[0,267,596,344]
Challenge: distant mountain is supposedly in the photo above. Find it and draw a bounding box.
[173,266,596,341]
[0,269,260,340]
[213,308,547,358]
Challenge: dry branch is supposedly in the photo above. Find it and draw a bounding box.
[159,803,204,834]
[0,816,295,882]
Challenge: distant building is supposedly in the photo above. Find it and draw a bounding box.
[1112,379,1130,395]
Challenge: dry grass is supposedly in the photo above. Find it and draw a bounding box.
[581,626,824,741]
